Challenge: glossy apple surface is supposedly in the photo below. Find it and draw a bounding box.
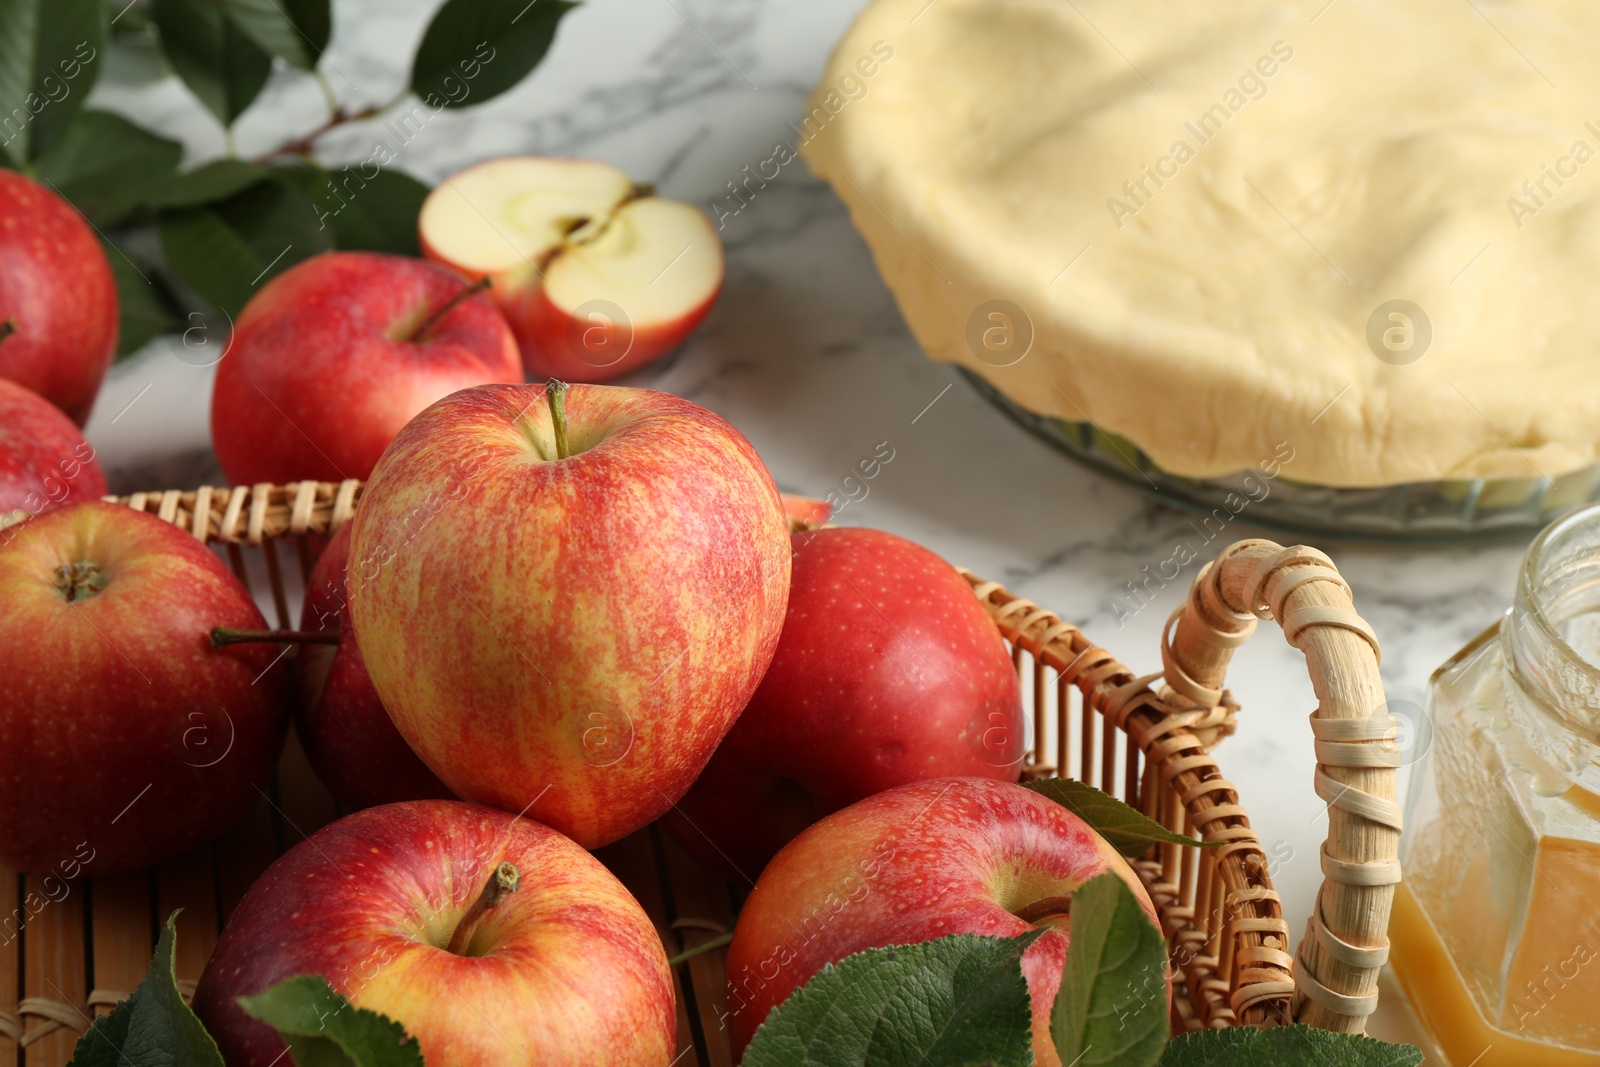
[210,251,522,486]
[725,777,1162,1067]
[664,527,1026,882]
[0,502,289,874]
[0,377,108,523]
[0,171,118,424]
[193,800,674,1066]
[420,156,723,381]
[348,383,789,848]
[296,522,452,809]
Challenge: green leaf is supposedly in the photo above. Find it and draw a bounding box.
[34,109,182,226]
[103,241,182,358]
[159,173,331,316]
[238,974,424,1067]
[279,0,331,58]
[67,910,226,1067]
[409,0,577,110]
[151,0,272,125]
[223,0,316,69]
[152,158,269,209]
[109,0,153,34]
[1051,873,1169,1067]
[64,997,132,1067]
[301,164,430,255]
[1157,1025,1424,1066]
[103,13,170,85]
[0,0,108,163]
[276,159,429,255]
[742,933,1042,1067]
[1024,778,1221,859]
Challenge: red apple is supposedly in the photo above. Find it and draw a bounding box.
[779,493,832,526]
[291,522,452,809]
[0,171,118,424]
[209,251,523,486]
[0,377,108,524]
[193,799,674,1066]
[664,527,1026,882]
[725,777,1162,1067]
[0,501,289,875]
[419,157,723,382]
[347,382,789,849]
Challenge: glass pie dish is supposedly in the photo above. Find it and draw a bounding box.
[964,370,1600,543]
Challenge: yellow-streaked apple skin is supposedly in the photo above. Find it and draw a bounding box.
[295,522,453,809]
[193,800,675,1066]
[348,383,790,848]
[725,777,1165,1067]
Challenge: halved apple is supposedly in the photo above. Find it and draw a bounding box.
[420,157,724,382]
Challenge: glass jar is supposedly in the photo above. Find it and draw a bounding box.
[1394,506,1600,1065]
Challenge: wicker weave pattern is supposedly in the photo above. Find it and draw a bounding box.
[111,480,363,544]
[1160,540,1396,1032]
[963,572,1298,1029]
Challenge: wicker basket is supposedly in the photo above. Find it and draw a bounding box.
[0,480,1399,1062]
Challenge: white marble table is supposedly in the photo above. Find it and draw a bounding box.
[84,0,1521,1048]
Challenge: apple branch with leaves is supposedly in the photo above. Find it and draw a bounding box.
[0,0,580,359]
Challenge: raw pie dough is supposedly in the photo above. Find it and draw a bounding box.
[802,0,1600,487]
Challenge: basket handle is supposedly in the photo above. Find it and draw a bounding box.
[1160,539,1397,1033]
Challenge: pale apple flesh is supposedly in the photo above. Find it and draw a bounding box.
[664,527,1027,883]
[348,383,790,849]
[420,157,635,272]
[724,777,1164,1067]
[209,251,522,487]
[0,502,289,875]
[192,800,675,1066]
[295,522,453,809]
[419,157,724,382]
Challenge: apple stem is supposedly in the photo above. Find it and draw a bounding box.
[545,379,571,460]
[0,317,16,347]
[252,103,379,163]
[404,276,493,343]
[446,861,522,956]
[666,931,733,967]
[209,626,339,648]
